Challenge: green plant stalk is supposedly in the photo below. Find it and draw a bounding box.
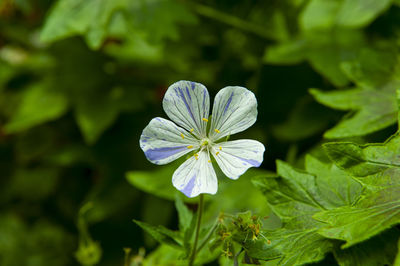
[188,194,204,266]
[196,218,219,254]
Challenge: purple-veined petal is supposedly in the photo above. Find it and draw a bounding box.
[172,150,217,198]
[163,81,210,138]
[209,86,257,141]
[140,117,199,165]
[212,139,265,180]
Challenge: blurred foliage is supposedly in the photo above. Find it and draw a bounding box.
[1,0,400,265]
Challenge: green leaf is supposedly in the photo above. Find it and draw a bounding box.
[333,228,399,266]
[250,156,362,265]
[310,87,397,138]
[315,134,400,247]
[395,236,400,266]
[323,133,400,187]
[300,0,392,31]
[4,82,68,133]
[340,47,400,90]
[310,48,400,138]
[335,0,392,28]
[40,0,128,49]
[40,0,196,49]
[142,244,187,266]
[264,30,365,87]
[126,163,192,202]
[133,220,182,248]
[174,195,193,232]
[300,0,341,31]
[397,88,400,126]
[314,186,400,248]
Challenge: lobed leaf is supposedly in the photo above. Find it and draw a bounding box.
[251,156,362,265]
[316,134,400,248]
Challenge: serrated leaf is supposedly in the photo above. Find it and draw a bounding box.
[4,82,68,133]
[315,134,400,248]
[314,186,400,248]
[133,220,182,248]
[310,87,397,138]
[251,156,362,265]
[310,48,400,138]
[324,133,400,187]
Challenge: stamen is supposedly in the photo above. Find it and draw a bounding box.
[214,129,220,133]
[194,153,199,160]
[190,128,194,132]
[208,160,211,163]
[216,151,220,155]
[219,146,222,150]
[187,145,193,149]
[180,133,185,139]
[202,118,208,122]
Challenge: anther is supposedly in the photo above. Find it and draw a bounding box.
[219,146,222,150]
[187,145,193,149]
[190,128,194,132]
[214,129,220,133]
[208,160,212,163]
[180,133,185,139]
[216,151,219,155]
[202,118,208,122]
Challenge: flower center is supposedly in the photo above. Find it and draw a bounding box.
[200,138,210,148]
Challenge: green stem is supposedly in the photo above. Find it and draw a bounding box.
[196,218,218,254]
[188,2,278,41]
[188,194,204,266]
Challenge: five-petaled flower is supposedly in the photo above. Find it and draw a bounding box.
[140,81,265,198]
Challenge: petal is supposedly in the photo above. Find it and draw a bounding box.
[163,81,210,138]
[212,139,265,180]
[209,86,257,140]
[140,117,199,165]
[172,150,218,198]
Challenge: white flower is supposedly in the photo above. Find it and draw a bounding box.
[140,81,265,198]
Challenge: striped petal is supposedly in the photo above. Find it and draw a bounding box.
[140,117,199,165]
[172,150,217,198]
[212,139,265,180]
[209,86,257,141]
[163,80,210,138]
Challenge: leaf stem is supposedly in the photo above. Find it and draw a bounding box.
[188,194,204,266]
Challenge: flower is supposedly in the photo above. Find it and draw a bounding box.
[140,81,265,198]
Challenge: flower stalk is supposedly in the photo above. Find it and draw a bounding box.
[189,194,204,266]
